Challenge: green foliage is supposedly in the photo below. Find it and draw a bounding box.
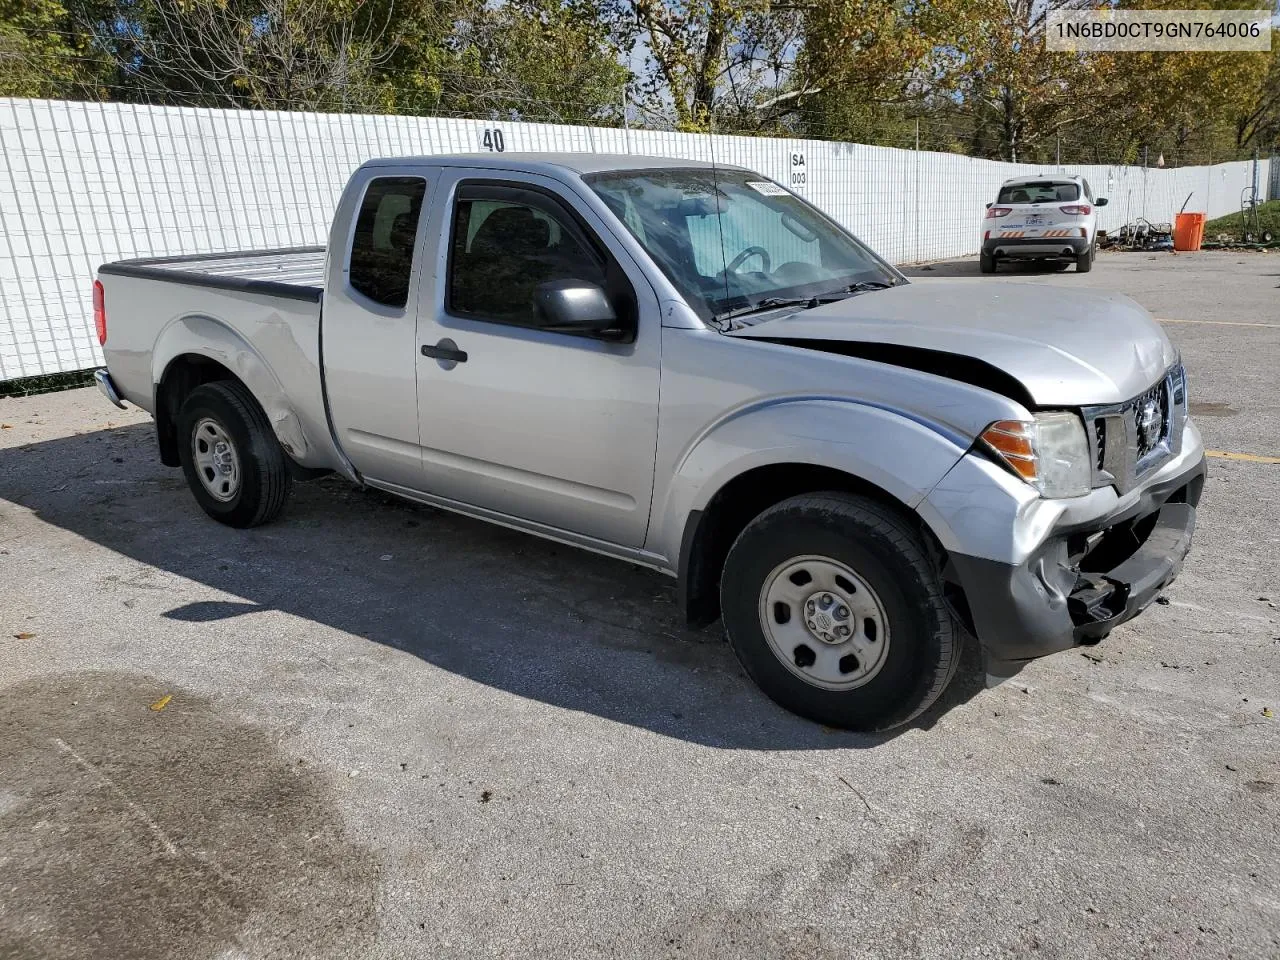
[1204,200,1280,238]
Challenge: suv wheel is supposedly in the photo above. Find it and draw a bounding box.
[1076,241,1095,273]
[979,251,996,274]
[177,380,292,527]
[720,493,961,731]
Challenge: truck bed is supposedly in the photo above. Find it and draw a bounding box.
[98,246,326,302]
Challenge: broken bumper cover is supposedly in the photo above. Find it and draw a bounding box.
[947,454,1206,678]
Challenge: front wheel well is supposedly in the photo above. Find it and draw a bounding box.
[154,355,240,466]
[678,464,953,628]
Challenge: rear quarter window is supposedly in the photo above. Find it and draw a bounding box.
[349,177,427,308]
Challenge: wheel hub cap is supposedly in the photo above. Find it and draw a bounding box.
[192,418,241,502]
[757,555,891,691]
[803,592,852,644]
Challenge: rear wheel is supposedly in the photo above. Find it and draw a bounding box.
[720,493,961,731]
[979,251,996,274]
[1076,242,1095,273]
[177,381,291,527]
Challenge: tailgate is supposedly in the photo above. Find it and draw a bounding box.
[995,203,1080,240]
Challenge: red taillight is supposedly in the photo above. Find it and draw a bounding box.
[984,206,1013,219]
[1060,204,1091,216]
[93,279,106,346]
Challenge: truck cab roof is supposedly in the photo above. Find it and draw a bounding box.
[361,152,738,178]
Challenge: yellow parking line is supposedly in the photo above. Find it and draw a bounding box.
[1206,450,1280,464]
[1158,317,1280,328]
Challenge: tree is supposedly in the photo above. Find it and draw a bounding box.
[942,0,1113,162]
[1235,39,1280,151]
[603,0,773,130]
[0,0,114,98]
[78,0,400,111]
[440,0,629,123]
[787,0,964,141]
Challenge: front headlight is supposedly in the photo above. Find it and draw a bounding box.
[981,412,1092,498]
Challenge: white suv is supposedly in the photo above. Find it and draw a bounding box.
[981,175,1107,274]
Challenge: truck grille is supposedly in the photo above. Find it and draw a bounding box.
[1132,379,1170,463]
[1083,364,1185,494]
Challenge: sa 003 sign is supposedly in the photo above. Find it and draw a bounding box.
[788,152,808,189]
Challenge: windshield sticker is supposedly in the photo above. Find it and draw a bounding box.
[746,181,790,196]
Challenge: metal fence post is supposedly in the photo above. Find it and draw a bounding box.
[914,119,921,264]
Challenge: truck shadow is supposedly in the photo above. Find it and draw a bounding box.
[0,423,986,750]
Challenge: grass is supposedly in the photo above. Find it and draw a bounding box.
[1203,199,1280,239]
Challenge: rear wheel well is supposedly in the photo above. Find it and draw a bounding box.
[679,464,957,629]
[155,355,240,466]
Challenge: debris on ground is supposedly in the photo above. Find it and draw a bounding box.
[148,694,172,711]
[1100,220,1173,251]
[12,632,36,640]
[480,790,493,803]
[1155,595,1170,605]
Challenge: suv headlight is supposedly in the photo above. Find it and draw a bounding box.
[980,412,1092,498]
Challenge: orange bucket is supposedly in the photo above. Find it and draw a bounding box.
[1173,212,1206,251]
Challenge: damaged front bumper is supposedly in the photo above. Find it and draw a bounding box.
[926,427,1207,680]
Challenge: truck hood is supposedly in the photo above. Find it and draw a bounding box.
[724,280,1177,406]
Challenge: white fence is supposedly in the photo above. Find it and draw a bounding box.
[0,98,1268,381]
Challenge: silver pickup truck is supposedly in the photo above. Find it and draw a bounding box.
[93,153,1206,731]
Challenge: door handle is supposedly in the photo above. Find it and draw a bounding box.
[421,339,468,364]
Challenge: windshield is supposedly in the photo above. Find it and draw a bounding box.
[587,168,900,323]
[998,181,1080,204]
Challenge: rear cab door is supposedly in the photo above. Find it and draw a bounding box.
[410,166,662,549]
[991,178,1091,243]
[322,163,439,488]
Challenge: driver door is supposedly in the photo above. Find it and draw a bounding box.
[412,171,661,549]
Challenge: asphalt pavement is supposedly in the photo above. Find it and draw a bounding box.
[1,250,1278,959]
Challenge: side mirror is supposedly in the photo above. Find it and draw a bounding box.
[1096,197,1108,207]
[534,279,630,341]
[985,201,993,209]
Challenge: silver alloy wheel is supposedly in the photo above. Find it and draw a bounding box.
[757,554,891,691]
[192,417,241,502]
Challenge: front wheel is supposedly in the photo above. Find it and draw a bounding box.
[720,493,961,731]
[177,380,292,528]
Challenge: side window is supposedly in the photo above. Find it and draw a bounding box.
[1082,179,1094,202]
[448,193,607,328]
[349,177,426,308]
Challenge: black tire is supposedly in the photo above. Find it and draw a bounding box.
[177,380,291,528]
[1076,242,1094,273]
[720,492,960,732]
[979,251,996,274]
